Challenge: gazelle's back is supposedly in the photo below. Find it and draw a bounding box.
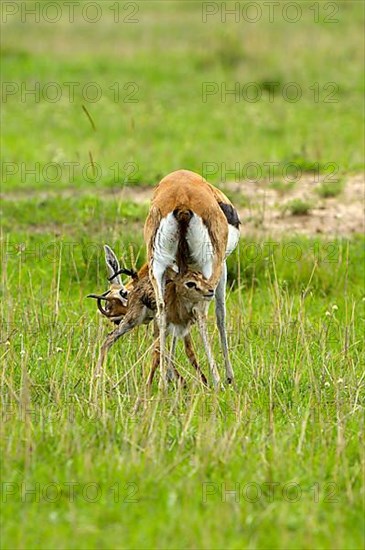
[151,170,224,216]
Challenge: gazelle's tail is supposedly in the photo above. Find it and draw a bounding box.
[173,208,193,273]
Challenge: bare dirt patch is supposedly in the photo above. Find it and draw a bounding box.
[223,173,364,237]
[2,174,364,237]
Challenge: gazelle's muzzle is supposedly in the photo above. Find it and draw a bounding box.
[204,290,215,301]
[87,289,128,324]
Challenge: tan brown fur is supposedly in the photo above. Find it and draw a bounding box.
[143,170,232,388]
[144,169,229,286]
[91,171,239,387]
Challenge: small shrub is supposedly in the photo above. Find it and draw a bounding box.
[284,199,312,216]
[316,180,344,198]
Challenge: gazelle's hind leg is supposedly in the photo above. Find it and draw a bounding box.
[215,262,234,384]
[149,213,179,389]
[183,334,208,385]
[150,262,168,389]
[196,311,220,390]
[167,332,186,386]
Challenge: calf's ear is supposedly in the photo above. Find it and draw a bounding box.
[104,245,123,286]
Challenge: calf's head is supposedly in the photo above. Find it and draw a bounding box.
[87,245,137,324]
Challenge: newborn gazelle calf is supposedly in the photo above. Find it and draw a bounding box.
[89,246,209,386]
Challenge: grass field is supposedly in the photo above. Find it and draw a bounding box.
[1,2,365,549]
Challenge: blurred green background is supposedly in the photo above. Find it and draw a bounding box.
[1,2,364,550]
[2,0,364,190]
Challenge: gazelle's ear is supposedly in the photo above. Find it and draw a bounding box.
[104,245,122,285]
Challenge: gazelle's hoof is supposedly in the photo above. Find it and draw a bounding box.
[166,368,176,382]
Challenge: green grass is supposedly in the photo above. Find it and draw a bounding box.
[1,199,364,549]
[1,1,364,191]
[0,196,149,233]
[1,2,365,549]
[269,180,296,196]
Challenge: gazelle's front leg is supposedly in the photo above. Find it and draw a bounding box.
[166,332,186,386]
[95,318,136,376]
[196,310,220,390]
[183,334,208,385]
[215,262,234,384]
[148,323,185,387]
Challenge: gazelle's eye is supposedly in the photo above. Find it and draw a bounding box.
[185,281,196,289]
[119,289,128,298]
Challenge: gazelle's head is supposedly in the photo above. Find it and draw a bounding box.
[87,245,137,323]
[171,271,215,303]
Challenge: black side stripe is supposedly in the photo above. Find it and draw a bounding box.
[218,202,240,229]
